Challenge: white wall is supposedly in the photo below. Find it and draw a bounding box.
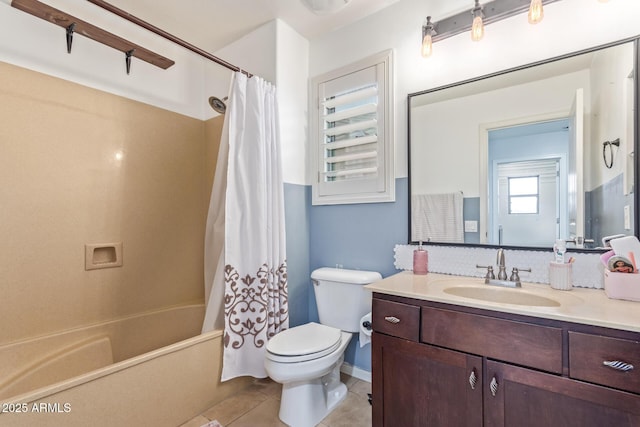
[216,19,309,185]
[411,70,590,196]
[276,23,310,186]
[309,0,640,180]
[215,21,278,86]
[588,42,635,191]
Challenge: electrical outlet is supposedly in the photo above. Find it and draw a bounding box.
[464,220,478,233]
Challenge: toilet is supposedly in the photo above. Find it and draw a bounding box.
[264,267,381,427]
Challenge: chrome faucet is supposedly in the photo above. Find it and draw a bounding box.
[476,249,531,288]
[496,248,508,280]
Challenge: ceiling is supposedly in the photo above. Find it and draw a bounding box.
[97,0,403,53]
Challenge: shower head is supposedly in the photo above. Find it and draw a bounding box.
[208,96,227,114]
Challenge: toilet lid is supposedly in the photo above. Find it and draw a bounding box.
[267,322,341,358]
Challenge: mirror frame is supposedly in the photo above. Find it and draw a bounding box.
[407,36,640,252]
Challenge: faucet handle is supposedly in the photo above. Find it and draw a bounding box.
[509,267,532,284]
[476,264,495,280]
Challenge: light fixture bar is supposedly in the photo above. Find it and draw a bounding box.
[431,0,561,43]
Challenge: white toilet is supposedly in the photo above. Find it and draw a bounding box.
[264,267,381,427]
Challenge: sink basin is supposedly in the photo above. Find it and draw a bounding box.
[443,286,561,307]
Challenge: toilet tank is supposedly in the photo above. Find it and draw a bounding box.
[311,267,381,332]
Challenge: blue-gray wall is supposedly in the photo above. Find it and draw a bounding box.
[308,178,408,278]
[283,178,408,372]
[586,173,634,245]
[463,197,481,244]
[283,183,312,328]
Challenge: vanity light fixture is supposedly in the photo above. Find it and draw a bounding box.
[471,0,485,41]
[421,16,436,57]
[528,0,544,24]
[421,0,562,58]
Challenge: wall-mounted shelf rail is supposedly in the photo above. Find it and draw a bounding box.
[87,0,252,77]
[11,0,175,74]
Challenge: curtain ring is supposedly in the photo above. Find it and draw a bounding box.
[602,138,620,169]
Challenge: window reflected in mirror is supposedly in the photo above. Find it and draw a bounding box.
[409,38,638,250]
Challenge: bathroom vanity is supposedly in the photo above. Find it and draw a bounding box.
[367,272,640,427]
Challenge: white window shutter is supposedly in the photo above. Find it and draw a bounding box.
[311,50,394,205]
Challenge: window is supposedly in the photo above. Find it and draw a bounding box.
[311,50,394,205]
[508,176,539,214]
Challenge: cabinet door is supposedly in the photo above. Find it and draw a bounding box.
[372,332,482,427]
[485,360,640,427]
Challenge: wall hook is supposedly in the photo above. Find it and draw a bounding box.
[66,22,76,53]
[125,49,135,74]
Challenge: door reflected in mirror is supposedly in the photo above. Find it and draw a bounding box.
[409,38,637,250]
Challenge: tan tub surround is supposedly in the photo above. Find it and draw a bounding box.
[0,304,205,400]
[365,271,640,332]
[0,330,250,427]
[0,60,221,346]
[0,58,231,426]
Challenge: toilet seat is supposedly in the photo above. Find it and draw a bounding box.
[266,322,342,363]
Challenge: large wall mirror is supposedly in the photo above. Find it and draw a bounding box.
[409,37,639,251]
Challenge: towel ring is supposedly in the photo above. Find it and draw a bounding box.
[602,138,620,169]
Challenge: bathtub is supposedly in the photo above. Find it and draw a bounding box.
[0,304,250,427]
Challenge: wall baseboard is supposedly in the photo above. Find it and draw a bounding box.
[340,362,371,383]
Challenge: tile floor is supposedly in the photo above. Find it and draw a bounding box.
[179,374,372,427]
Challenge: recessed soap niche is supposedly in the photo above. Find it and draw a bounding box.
[85,242,123,270]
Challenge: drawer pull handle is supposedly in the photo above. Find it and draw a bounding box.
[603,360,634,372]
[490,376,499,397]
[469,369,477,390]
[384,316,400,324]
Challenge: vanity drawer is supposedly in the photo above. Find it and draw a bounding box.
[421,306,563,373]
[372,298,420,342]
[569,332,640,394]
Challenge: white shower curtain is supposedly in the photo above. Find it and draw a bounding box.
[203,72,288,381]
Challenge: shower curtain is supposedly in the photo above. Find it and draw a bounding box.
[203,72,288,381]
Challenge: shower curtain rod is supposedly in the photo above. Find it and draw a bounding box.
[86,0,253,77]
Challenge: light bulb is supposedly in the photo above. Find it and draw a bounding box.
[471,1,484,41]
[421,16,435,58]
[528,0,544,24]
[471,15,484,41]
[422,34,433,58]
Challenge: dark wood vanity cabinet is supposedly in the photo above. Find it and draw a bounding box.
[371,294,640,427]
[484,359,640,427]
[373,332,483,426]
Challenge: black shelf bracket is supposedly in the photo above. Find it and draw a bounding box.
[65,22,75,54]
[125,49,135,75]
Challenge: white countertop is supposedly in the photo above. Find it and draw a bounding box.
[365,272,640,333]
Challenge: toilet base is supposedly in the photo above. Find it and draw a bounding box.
[278,357,347,427]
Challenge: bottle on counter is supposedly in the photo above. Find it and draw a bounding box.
[413,241,428,275]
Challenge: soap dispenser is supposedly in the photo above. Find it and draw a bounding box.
[413,242,428,275]
[553,239,566,264]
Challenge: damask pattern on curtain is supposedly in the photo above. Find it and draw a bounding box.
[203,71,288,381]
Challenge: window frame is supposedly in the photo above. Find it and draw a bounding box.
[310,49,395,206]
[508,175,540,214]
